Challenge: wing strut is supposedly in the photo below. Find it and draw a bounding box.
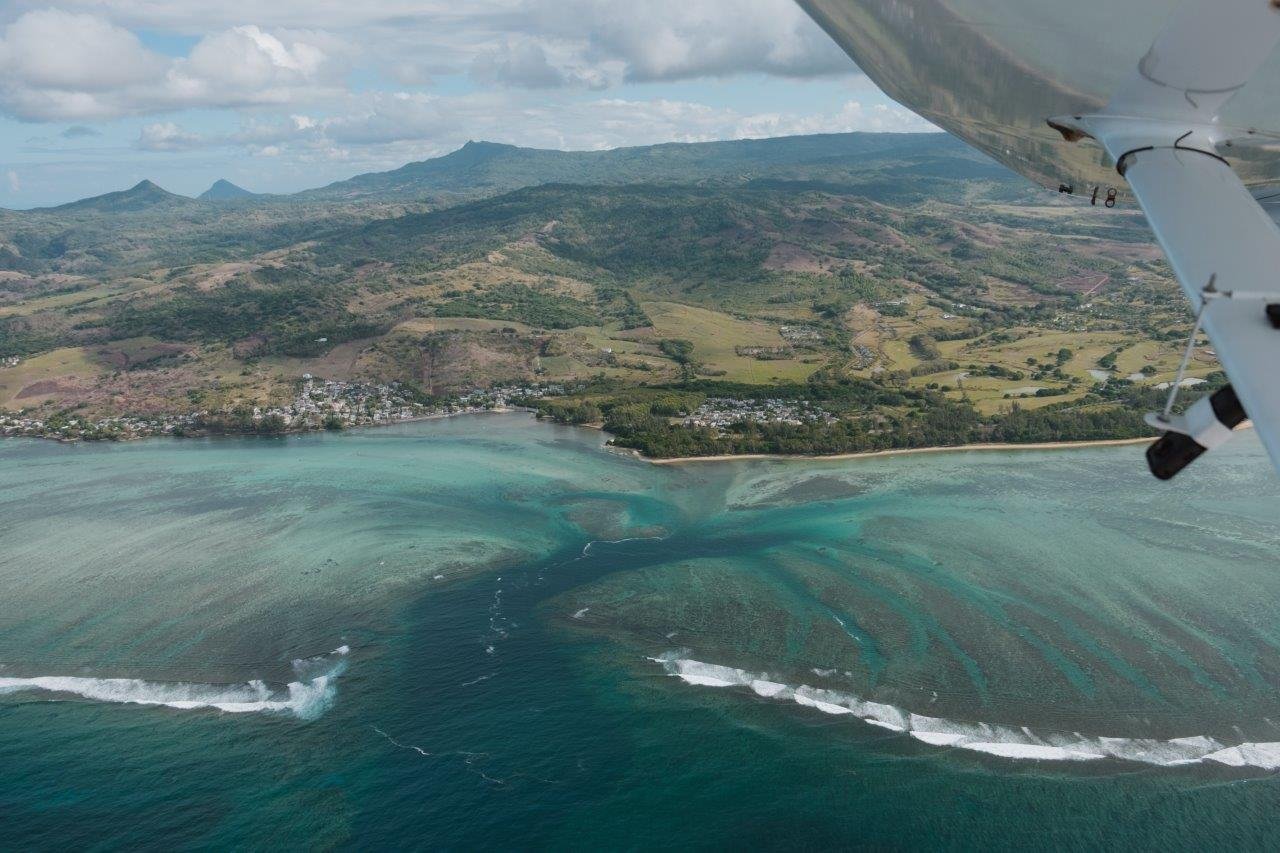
[1047,0,1280,479]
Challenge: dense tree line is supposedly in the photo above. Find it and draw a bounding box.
[191,407,289,435]
[532,376,1205,459]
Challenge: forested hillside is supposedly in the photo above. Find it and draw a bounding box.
[0,132,1216,452]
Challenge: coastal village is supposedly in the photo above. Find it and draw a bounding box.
[0,370,849,443]
[682,397,837,430]
[0,376,564,442]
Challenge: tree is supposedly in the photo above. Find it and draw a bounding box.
[659,339,695,364]
[909,334,941,360]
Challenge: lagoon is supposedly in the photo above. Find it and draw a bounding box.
[3,414,1280,848]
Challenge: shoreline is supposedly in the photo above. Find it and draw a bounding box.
[641,436,1158,465]
[8,408,1181,467]
[1,405,531,444]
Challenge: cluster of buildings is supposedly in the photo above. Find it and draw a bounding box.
[1,356,20,368]
[244,376,565,430]
[0,411,200,440]
[0,376,567,442]
[778,325,824,345]
[850,344,877,369]
[456,383,563,409]
[683,397,836,431]
[4,379,847,442]
[286,375,423,427]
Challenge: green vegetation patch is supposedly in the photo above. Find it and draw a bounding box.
[104,270,386,357]
[435,283,597,329]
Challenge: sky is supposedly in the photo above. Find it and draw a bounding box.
[0,1,936,208]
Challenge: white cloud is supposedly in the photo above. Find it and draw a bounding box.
[324,94,449,145]
[1,0,855,115]
[136,121,205,151]
[8,1,488,31]
[0,9,166,119]
[523,0,853,83]
[471,39,615,90]
[567,97,933,146]
[0,11,346,120]
[6,170,20,192]
[0,9,164,90]
[0,0,935,203]
[182,26,331,87]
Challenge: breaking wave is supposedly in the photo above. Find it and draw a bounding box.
[651,651,1280,770]
[582,535,668,557]
[0,645,351,721]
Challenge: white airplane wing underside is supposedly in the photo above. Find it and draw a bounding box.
[1106,0,1280,124]
[1122,146,1280,474]
[1046,0,1280,477]
[797,0,1280,478]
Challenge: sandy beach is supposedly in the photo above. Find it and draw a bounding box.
[643,436,1158,465]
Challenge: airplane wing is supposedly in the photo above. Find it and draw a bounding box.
[798,0,1280,478]
[1044,0,1280,473]
[1048,0,1280,478]
[1105,1,1280,125]
[1120,145,1280,477]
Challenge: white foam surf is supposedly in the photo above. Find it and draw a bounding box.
[650,651,1280,771]
[581,535,667,557]
[0,645,350,721]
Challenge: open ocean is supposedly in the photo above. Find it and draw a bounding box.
[4,413,1280,849]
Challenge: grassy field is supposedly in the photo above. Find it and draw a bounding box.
[0,347,99,408]
[643,301,819,383]
[394,318,537,335]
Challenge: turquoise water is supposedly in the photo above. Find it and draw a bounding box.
[4,414,1280,848]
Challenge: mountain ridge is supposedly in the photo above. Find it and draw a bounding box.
[199,179,258,202]
[44,180,195,214]
[27,131,996,213]
[297,132,985,202]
